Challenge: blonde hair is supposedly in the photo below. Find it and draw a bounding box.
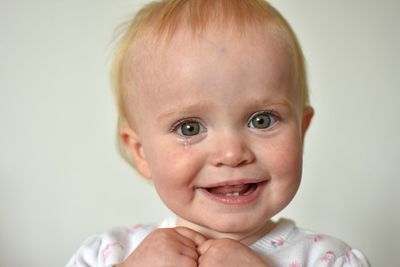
[111,0,309,165]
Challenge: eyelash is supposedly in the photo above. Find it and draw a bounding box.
[248,110,280,124]
[248,110,279,131]
[170,110,280,135]
[170,117,204,133]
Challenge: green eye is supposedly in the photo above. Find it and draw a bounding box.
[248,112,277,129]
[178,121,203,136]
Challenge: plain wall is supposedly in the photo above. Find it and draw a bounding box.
[1,0,399,266]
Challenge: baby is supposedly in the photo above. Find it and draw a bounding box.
[67,0,370,266]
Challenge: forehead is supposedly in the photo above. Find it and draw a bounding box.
[123,26,299,123]
[130,24,294,75]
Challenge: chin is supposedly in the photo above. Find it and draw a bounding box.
[199,213,267,235]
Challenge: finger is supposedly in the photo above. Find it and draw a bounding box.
[197,239,213,255]
[176,254,198,267]
[174,226,208,246]
[178,244,200,261]
[171,230,198,250]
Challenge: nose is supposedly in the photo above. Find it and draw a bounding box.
[209,132,255,168]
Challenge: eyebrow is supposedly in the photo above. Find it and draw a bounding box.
[244,95,293,109]
[157,95,295,121]
[157,102,211,120]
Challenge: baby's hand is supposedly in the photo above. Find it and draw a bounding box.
[198,238,268,267]
[117,227,206,267]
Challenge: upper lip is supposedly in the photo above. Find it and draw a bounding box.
[196,178,267,189]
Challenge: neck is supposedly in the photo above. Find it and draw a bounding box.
[176,217,276,246]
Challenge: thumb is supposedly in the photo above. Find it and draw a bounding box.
[197,239,214,255]
[174,226,208,246]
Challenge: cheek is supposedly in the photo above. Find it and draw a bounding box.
[148,145,206,212]
[257,133,303,180]
[256,134,303,211]
[144,142,205,187]
[276,144,302,177]
[273,139,303,202]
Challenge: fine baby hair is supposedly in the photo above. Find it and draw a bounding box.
[67,0,370,266]
[110,0,309,167]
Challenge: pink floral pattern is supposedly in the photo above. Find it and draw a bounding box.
[313,235,324,242]
[271,238,285,248]
[321,251,336,262]
[102,242,123,262]
[289,261,300,267]
[127,224,143,235]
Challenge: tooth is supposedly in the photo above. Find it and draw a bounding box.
[226,192,240,197]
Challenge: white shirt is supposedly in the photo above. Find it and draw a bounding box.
[66,218,370,267]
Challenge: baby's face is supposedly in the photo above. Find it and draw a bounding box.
[123,27,312,240]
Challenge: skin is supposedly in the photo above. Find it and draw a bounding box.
[117,227,207,267]
[118,25,313,266]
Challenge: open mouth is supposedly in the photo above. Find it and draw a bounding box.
[206,183,258,197]
[199,181,267,205]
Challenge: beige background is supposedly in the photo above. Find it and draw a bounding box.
[1,0,399,266]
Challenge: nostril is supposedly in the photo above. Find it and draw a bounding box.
[211,145,255,167]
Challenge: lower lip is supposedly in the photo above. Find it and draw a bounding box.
[198,181,267,205]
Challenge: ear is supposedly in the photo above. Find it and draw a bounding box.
[301,106,314,139]
[120,126,152,179]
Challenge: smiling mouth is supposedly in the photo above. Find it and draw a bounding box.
[206,183,258,197]
[198,181,267,205]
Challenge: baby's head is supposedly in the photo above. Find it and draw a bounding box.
[112,0,310,137]
[112,0,313,240]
